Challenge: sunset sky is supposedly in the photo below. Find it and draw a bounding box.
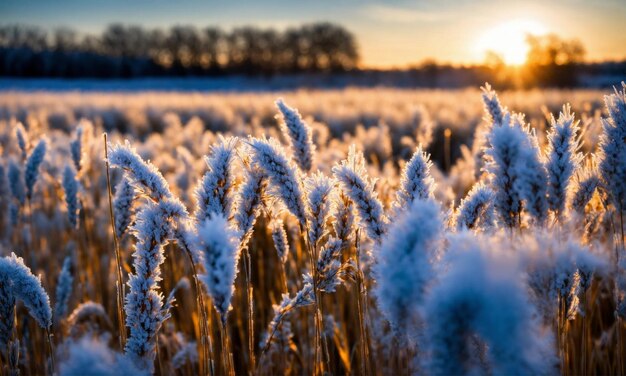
[2,0,625,68]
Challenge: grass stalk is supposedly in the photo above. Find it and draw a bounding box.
[45,328,55,375]
[355,229,371,376]
[103,133,127,349]
[220,320,234,376]
[242,248,256,374]
[300,223,326,375]
[184,249,214,376]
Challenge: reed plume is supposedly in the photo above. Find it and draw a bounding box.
[194,136,238,222]
[8,159,25,206]
[514,125,549,226]
[123,198,188,371]
[571,171,599,216]
[374,199,442,333]
[425,233,553,375]
[485,113,526,228]
[108,141,172,201]
[598,82,626,213]
[481,83,506,125]
[546,105,583,219]
[395,146,435,209]
[305,172,334,248]
[195,214,241,324]
[113,176,137,239]
[275,98,316,172]
[271,217,290,265]
[60,336,146,376]
[24,138,47,200]
[333,145,386,243]
[235,161,266,250]
[455,183,495,232]
[0,252,52,330]
[62,164,81,229]
[54,256,73,322]
[15,123,29,161]
[249,136,307,226]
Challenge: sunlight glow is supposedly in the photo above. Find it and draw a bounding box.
[476,19,548,66]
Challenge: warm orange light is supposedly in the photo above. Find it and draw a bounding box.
[475,19,548,66]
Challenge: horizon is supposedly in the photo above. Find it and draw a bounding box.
[2,0,626,68]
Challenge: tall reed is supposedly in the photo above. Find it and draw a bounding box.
[123,198,187,371]
[195,214,241,376]
[546,105,583,221]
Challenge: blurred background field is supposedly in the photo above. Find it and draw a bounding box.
[0,87,609,176]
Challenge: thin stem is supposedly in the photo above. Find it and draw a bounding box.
[617,205,626,261]
[103,133,127,349]
[280,259,289,293]
[156,334,163,375]
[184,249,214,376]
[355,276,367,374]
[45,328,55,375]
[73,215,86,300]
[318,291,331,374]
[256,259,295,373]
[580,293,587,375]
[444,128,451,172]
[27,198,37,270]
[220,320,233,376]
[242,248,256,373]
[617,318,623,376]
[258,312,287,364]
[301,223,324,375]
[355,229,371,376]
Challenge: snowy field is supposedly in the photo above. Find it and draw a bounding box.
[0,77,339,92]
[0,84,625,375]
[1,71,622,93]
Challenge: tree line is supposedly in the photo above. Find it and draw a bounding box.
[483,33,589,88]
[0,23,359,77]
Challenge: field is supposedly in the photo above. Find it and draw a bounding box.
[0,85,625,375]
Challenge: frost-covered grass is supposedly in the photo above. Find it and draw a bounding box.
[0,85,624,375]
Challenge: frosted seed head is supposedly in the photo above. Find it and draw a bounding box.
[24,138,47,200]
[0,253,52,329]
[108,141,172,201]
[275,98,316,172]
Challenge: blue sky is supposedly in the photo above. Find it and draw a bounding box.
[2,0,625,67]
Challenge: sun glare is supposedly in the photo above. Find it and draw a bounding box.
[476,19,548,66]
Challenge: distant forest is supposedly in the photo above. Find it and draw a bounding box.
[0,23,359,77]
[0,23,624,88]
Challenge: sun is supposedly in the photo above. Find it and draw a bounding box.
[475,19,548,66]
